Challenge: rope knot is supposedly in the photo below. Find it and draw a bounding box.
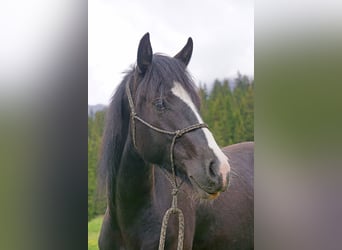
[171,189,179,209]
[175,130,182,137]
[171,188,178,196]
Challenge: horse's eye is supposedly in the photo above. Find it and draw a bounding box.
[153,99,166,111]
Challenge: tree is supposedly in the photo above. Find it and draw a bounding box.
[199,74,254,146]
[88,110,106,220]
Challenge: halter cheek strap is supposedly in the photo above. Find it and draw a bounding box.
[125,82,208,250]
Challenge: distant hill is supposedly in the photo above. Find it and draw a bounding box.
[88,104,107,117]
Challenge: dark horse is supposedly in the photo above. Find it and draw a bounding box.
[98,33,253,250]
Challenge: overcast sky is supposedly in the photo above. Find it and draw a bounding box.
[89,0,254,105]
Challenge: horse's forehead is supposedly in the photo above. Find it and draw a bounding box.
[171,81,203,123]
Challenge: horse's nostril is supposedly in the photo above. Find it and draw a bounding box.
[208,160,217,178]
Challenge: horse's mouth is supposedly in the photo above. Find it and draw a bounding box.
[189,176,221,200]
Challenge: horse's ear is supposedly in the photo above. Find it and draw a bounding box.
[174,37,193,66]
[137,33,153,74]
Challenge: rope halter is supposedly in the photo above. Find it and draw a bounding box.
[125,82,208,250]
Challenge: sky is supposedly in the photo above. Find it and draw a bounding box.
[88,0,254,105]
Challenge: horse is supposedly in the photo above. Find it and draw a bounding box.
[98,33,254,250]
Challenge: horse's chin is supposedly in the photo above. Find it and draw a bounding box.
[199,190,221,200]
[189,176,221,200]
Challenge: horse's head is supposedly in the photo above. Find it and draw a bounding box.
[129,33,230,199]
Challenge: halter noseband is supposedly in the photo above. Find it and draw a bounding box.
[125,81,208,250]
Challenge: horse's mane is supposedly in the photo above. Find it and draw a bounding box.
[98,54,201,213]
[97,71,132,212]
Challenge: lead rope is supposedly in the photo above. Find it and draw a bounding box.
[126,82,208,250]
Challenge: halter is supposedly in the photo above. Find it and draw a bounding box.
[125,81,208,250]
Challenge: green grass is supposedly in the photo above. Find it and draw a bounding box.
[88,216,103,250]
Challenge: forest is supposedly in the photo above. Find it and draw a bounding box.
[88,73,254,221]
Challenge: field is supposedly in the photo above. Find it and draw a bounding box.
[88,216,103,250]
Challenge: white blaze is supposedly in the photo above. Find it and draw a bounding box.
[171,82,230,186]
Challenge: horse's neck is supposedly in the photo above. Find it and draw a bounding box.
[116,144,155,215]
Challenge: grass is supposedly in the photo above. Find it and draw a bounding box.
[88,216,103,250]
